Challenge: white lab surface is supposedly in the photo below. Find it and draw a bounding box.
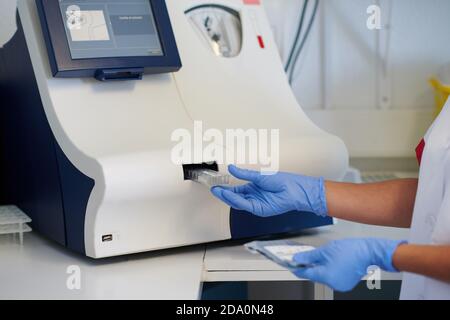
[203,220,409,284]
[401,100,450,300]
[0,233,205,300]
[0,220,409,300]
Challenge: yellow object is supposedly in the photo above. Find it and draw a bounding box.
[430,77,450,117]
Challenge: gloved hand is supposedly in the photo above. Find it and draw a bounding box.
[293,238,406,292]
[211,165,328,217]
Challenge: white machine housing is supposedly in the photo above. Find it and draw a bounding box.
[3,0,348,258]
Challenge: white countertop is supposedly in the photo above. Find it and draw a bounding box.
[203,220,410,282]
[0,219,410,299]
[0,233,205,300]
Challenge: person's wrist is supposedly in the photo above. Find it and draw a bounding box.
[316,177,329,217]
[292,175,329,217]
[313,177,328,217]
[373,239,408,272]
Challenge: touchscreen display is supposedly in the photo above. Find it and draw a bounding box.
[59,0,164,59]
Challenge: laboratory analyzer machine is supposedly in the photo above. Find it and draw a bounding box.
[0,0,348,258]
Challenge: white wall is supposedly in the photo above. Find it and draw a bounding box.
[264,0,450,157]
[265,0,450,111]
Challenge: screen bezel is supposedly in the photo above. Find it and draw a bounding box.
[36,0,181,78]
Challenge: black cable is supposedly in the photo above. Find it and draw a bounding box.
[285,0,309,72]
[289,0,320,84]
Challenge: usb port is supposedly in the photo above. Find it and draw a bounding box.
[102,234,113,242]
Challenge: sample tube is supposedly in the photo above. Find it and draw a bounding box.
[187,169,230,187]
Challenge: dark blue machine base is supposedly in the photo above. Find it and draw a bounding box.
[0,14,94,255]
[230,209,333,239]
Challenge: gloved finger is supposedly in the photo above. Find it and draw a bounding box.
[211,187,231,202]
[211,187,242,208]
[212,184,254,194]
[293,267,325,284]
[228,165,262,183]
[293,248,325,266]
[220,189,254,212]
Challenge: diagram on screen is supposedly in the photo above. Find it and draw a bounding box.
[67,9,110,42]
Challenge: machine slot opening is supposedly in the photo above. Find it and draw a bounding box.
[183,162,219,180]
[183,162,230,187]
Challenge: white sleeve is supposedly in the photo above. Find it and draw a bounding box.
[431,151,450,244]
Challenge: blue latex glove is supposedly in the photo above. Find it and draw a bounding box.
[211,165,328,217]
[293,238,406,292]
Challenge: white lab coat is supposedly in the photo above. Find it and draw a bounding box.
[400,99,450,300]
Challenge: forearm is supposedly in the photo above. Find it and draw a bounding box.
[393,244,450,283]
[325,179,418,227]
